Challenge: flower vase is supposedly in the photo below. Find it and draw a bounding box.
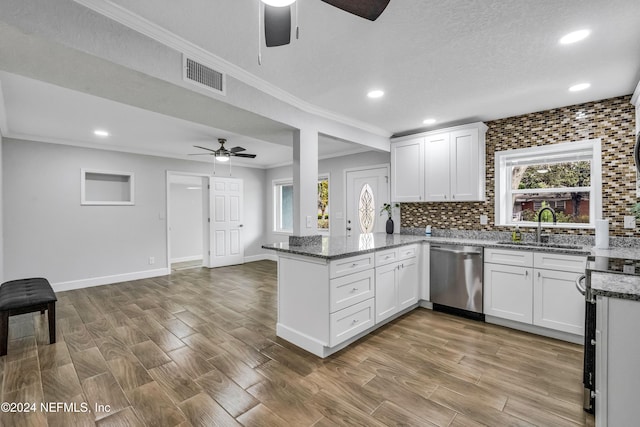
[386,218,394,234]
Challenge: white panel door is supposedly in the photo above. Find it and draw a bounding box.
[533,269,585,335]
[450,128,480,201]
[397,257,419,311]
[424,133,451,201]
[484,263,533,323]
[391,138,424,202]
[375,262,398,323]
[210,177,244,267]
[346,166,389,236]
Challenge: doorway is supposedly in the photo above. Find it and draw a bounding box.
[167,172,209,270]
[345,165,391,236]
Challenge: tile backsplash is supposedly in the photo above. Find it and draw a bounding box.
[401,95,637,237]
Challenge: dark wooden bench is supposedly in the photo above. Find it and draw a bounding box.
[0,278,57,356]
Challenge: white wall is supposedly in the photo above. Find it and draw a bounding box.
[264,150,391,244]
[3,138,265,288]
[169,182,203,263]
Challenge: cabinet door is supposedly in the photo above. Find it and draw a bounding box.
[391,138,424,202]
[398,257,419,311]
[533,269,585,335]
[484,263,533,323]
[375,263,398,323]
[450,128,481,201]
[424,133,451,201]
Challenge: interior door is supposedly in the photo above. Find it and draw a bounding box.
[346,166,390,236]
[209,177,244,267]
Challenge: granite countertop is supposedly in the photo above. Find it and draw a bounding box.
[262,233,594,260]
[590,271,640,301]
[262,234,427,260]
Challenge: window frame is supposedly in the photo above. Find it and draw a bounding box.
[272,175,331,234]
[494,139,602,229]
[273,179,293,234]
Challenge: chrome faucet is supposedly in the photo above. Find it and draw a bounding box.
[536,206,557,243]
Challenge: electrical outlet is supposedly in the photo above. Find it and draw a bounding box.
[149,256,155,265]
[479,215,488,225]
[306,215,312,228]
[624,216,636,229]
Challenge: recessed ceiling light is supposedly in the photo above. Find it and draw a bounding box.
[261,0,295,7]
[93,129,109,137]
[569,83,591,92]
[186,187,201,190]
[367,90,384,99]
[423,118,437,125]
[559,29,591,45]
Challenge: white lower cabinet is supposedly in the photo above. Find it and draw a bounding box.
[375,255,419,323]
[484,263,533,323]
[398,257,419,310]
[329,298,375,347]
[484,248,586,339]
[533,268,585,335]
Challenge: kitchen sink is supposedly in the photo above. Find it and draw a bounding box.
[495,241,584,250]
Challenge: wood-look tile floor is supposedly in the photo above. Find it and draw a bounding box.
[0,261,595,426]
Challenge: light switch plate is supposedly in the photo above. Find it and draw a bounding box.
[624,216,636,229]
[306,215,312,228]
[479,215,488,225]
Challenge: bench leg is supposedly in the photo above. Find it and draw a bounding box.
[47,302,56,345]
[0,311,8,356]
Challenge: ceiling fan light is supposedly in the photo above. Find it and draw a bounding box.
[216,155,230,162]
[261,0,295,7]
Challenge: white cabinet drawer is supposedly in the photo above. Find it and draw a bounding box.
[330,269,375,313]
[398,244,419,261]
[329,298,375,347]
[329,253,374,278]
[375,248,399,267]
[534,252,586,273]
[485,248,533,267]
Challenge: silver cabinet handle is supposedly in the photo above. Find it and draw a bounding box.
[538,271,541,278]
[351,287,358,292]
[525,270,529,277]
[576,275,586,296]
[352,319,359,324]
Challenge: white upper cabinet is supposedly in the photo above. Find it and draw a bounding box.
[424,133,450,201]
[391,137,424,202]
[391,122,487,202]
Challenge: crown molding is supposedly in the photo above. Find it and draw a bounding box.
[73,0,392,139]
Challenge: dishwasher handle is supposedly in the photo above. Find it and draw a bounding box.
[431,246,482,256]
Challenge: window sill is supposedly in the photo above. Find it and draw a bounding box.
[272,231,293,236]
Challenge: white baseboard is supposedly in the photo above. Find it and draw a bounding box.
[170,255,202,263]
[52,268,170,292]
[244,253,278,263]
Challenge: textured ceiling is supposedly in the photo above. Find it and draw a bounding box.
[106,0,640,134]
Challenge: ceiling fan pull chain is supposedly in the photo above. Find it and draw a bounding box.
[257,0,263,65]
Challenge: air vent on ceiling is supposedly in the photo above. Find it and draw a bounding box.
[183,56,225,95]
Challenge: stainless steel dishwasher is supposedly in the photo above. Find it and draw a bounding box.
[430,244,484,319]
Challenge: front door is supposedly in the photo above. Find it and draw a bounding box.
[346,166,390,236]
[210,177,244,267]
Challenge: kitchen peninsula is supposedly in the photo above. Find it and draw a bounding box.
[263,233,428,357]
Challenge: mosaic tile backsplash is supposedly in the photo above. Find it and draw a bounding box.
[400,95,637,237]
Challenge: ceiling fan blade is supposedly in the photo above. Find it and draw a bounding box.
[321,0,390,21]
[264,4,291,47]
[229,146,246,153]
[188,153,215,156]
[233,153,257,158]
[193,145,218,153]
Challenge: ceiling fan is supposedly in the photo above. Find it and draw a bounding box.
[262,0,391,47]
[190,138,257,162]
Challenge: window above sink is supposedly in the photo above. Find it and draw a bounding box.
[494,139,602,229]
